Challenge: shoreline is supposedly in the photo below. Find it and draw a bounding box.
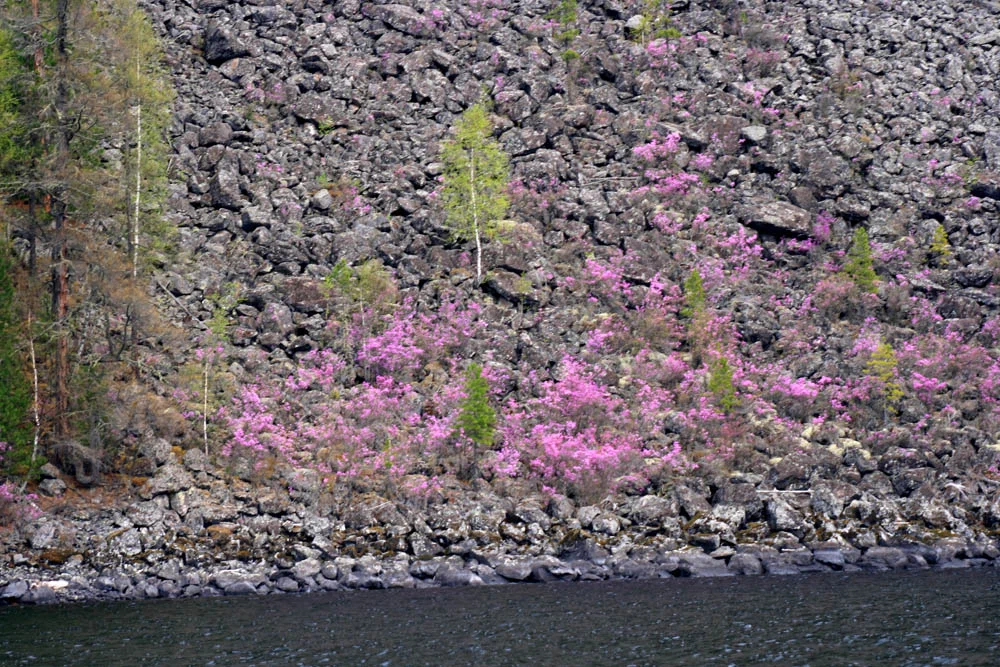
[3,537,999,606]
[3,445,1000,606]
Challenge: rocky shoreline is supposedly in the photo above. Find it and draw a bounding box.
[4,536,999,606]
[3,533,999,606]
[3,440,999,605]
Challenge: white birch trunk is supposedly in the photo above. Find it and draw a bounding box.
[203,358,209,456]
[132,99,142,278]
[469,150,481,283]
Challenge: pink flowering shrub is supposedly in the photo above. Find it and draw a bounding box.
[357,299,483,378]
[493,356,688,497]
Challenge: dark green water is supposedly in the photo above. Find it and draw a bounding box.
[2,569,999,666]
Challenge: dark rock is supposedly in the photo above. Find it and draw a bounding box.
[712,482,763,520]
[560,534,610,564]
[739,201,812,239]
[954,267,992,288]
[199,122,233,147]
[675,482,712,518]
[204,23,251,65]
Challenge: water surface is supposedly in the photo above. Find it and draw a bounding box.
[2,569,999,665]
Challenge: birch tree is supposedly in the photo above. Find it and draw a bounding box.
[440,103,510,284]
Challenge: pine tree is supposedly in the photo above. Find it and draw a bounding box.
[440,103,510,284]
[457,363,495,478]
[842,227,878,293]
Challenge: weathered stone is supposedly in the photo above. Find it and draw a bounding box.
[223,581,262,595]
[629,495,678,526]
[766,498,807,535]
[204,23,251,65]
[860,546,908,570]
[675,551,734,577]
[291,558,322,581]
[52,441,101,486]
[140,464,194,499]
[739,201,812,238]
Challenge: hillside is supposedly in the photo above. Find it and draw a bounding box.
[4,0,1000,602]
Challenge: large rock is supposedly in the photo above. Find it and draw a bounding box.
[738,202,812,239]
[139,464,194,499]
[765,497,807,535]
[628,495,678,526]
[365,4,434,37]
[203,23,251,65]
[674,551,734,577]
[494,556,533,581]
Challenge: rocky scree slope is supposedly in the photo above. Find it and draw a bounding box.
[6,0,1000,601]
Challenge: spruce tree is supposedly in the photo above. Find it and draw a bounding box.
[458,363,495,478]
[707,355,738,414]
[440,103,510,284]
[842,227,878,293]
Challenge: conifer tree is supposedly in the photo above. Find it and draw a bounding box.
[866,340,903,413]
[458,363,495,478]
[842,227,878,293]
[929,223,951,265]
[0,0,175,451]
[682,268,706,318]
[707,355,738,414]
[440,103,510,284]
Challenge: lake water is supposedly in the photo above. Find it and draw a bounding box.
[2,569,999,665]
